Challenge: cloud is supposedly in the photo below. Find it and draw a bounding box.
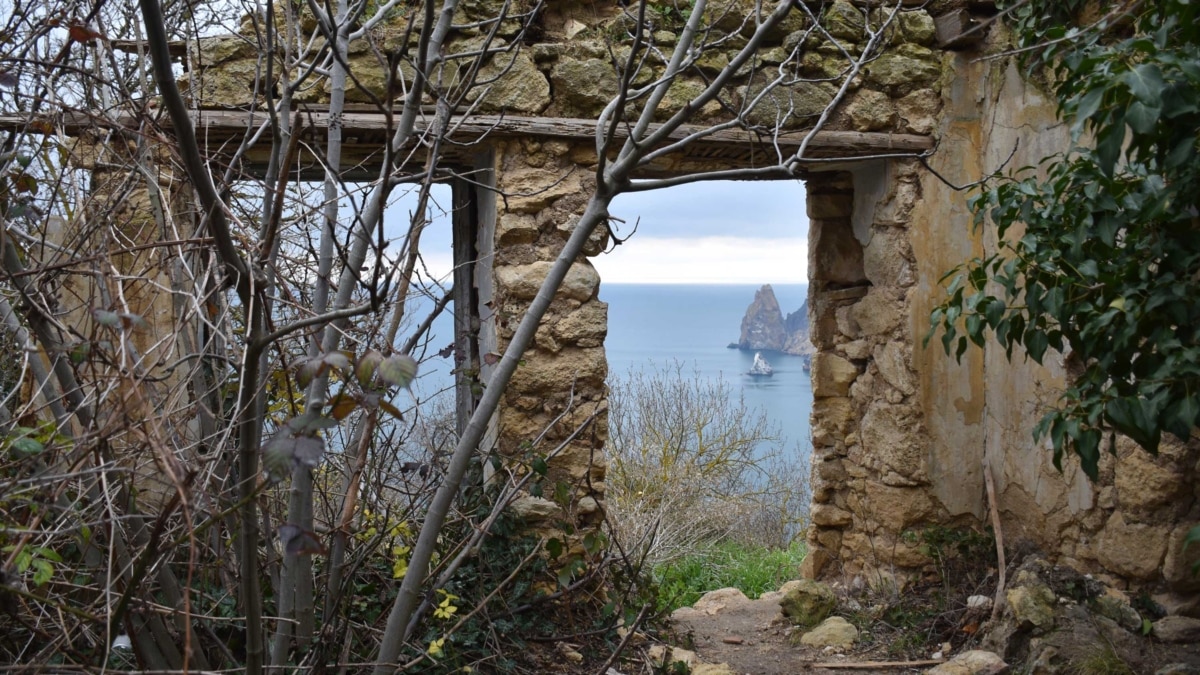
[609,180,808,240]
[384,180,810,285]
[591,235,808,284]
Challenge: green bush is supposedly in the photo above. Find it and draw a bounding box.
[653,540,807,613]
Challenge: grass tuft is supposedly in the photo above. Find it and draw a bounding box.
[653,540,807,613]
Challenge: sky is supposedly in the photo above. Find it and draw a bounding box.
[598,180,809,284]
[385,179,810,286]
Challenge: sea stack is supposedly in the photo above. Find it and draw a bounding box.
[738,284,787,351]
[735,285,816,360]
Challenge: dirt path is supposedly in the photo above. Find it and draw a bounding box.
[669,588,921,675]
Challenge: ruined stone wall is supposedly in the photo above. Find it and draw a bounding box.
[904,26,1199,603]
[488,139,611,531]
[177,0,1199,597]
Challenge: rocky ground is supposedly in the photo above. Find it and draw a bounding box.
[634,556,1200,675]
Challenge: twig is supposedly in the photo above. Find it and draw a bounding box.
[812,659,946,669]
[983,460,1006,622]
[594,603,651,675]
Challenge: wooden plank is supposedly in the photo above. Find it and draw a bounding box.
[0,110,933,157]
[936,9,985,49]
[812,659,947,669]
[111,39,187,57]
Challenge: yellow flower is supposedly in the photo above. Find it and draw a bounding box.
[427,638,445,657]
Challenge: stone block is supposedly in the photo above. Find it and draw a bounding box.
[509,494,561,521]
[809,219,866,286]
[897,88,942,135]
[1007,572,1056,632]
[744,79,838,127]
[495,260,599,302]
[866,48,942,95]
[1162,524,1200,591]
[813,397,856,436]
[873,341,915,396]
[812,504,853,527]
[800,616,858,648]
[779,579,837,628]
[506,347,607,396]
[864,481,932,531]
[1153,616,1200,644]
[501,166,585,213]
[496,213,539,246]
[859,404,924,482]
[555,215,610,257]
[693,587,750,614]
[553,301,608,345]
[466,51,551,114]
[1114,445,1186,515]
[1096,512,1169,580]
[840,339,871,360]
[817,458,848,482]
[845,89,896,132]
[898,10,936,46]
[812,353,858,398]
[848,291,902,337]
[926,650,1007,675]
[801,546,831,579]
[822,1,865,41]
[863,227,915,287]
[550,57,618,117]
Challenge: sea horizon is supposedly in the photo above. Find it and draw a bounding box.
[600,283,813,459]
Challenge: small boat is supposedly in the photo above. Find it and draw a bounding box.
[749,352,774,377]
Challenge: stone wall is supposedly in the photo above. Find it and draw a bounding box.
[489,140,611,531]
[906,25,1200,601]
[175,0,1199,598]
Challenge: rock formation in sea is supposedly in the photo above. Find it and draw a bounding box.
[737,284,787,351]
[783,304,814,358]
[735,284,814,357]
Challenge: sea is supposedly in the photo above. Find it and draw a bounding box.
[600,283,813,459]
[407,283,813,459]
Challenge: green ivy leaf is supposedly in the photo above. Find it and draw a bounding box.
[1123,63,1166,106]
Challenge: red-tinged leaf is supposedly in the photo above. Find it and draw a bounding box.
[483,352,500,366]
[68,24,104,43]
[29,120,54,134]
[378,354,417,388]
[118,312,148,331]
[378,400,404,420]
[328,392,358,421]
[13,173,37,194]
[295,358,322,389]
[356,349,383,387]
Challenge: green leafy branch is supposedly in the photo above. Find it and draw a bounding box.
[928,0,1200,480]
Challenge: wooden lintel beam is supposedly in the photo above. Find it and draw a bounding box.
[0,110,933,158]
[936,9,987,49]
